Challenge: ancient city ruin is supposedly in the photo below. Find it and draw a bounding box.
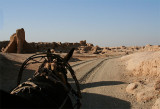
[0,28,160,109]
[1,28,34,53]
[0,28,160,54]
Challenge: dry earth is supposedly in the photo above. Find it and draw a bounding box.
[0,52,159,109]
[121,51,160,109]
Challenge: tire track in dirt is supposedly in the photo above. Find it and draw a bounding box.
[71,58,104,82]
[79,58,108,83]
[77,56,121,83]
[68,56,121,90]
[79,56,131,109]
[71,58,97,68]
[69,55,131,109]
[68,58,105,89]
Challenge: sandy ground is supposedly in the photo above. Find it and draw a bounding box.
[71,56,131,109]
[0,52,154,109]
[70,56,153,109]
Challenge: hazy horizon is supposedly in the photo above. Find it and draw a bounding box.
[0,0,160,47]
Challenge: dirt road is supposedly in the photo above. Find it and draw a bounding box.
[0,53,145,109]
[70,56,132,109]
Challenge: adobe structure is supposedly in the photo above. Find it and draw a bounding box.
[1,28,159,54]
[1,28,34,53]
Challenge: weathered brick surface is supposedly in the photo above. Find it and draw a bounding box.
[1,28,35,53]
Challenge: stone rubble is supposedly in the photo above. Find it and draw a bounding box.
[1,28,160,54]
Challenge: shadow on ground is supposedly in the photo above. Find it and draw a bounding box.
[80,81,125,90]
[82,92,131,109]
[0,53,35,92]
[70,80,130,108]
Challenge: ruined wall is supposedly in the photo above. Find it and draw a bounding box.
[1,28,35,53]
[16,28,25,53]
[0,28,159,54]
[27,41,94,53]
[0,41,9,51]
[1,41,160,54]
[0,40,95,53]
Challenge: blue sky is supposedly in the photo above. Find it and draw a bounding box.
[0,0,159,47]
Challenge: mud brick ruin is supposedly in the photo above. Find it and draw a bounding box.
[0,28,160,54]
[1,28,34,53]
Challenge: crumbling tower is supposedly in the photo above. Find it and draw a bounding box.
[2,28,34,53]
[16,28,25,53]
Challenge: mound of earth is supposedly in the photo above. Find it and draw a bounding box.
[121,51,160,108]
